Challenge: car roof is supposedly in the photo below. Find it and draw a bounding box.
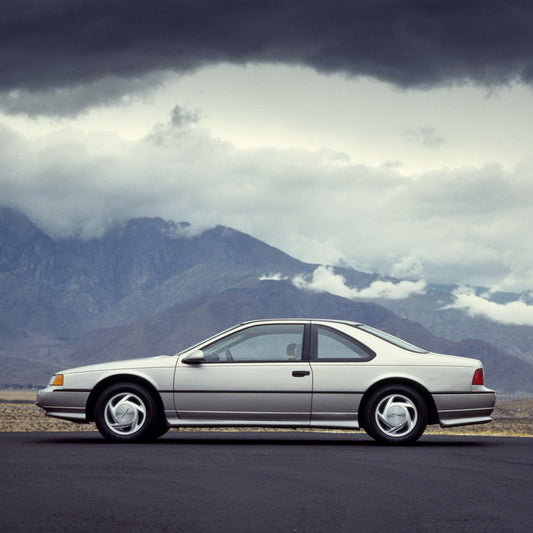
[239,318,362,327]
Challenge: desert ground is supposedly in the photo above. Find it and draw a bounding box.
[1,388,531,436]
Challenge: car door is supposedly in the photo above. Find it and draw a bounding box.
[173,323,312,424]
[309,322,376,428]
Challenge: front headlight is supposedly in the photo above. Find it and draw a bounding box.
[49,374,64,386]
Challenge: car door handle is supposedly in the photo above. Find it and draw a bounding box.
[292,370,310,377]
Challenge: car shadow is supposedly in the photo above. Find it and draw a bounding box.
[28,431,496,447]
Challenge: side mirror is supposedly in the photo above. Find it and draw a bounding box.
[181,349,205,364]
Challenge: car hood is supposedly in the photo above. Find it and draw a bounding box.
[61,354,176,374]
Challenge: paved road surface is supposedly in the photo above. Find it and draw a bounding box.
[1,432,532,532]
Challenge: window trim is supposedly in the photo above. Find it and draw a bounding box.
[310,325,376,362]
[356,324,428,353]
[199,323,310,364]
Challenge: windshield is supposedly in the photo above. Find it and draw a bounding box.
[356,325,428,353]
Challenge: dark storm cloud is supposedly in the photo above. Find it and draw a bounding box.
[2,0,533,114]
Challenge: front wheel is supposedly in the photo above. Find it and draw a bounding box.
[95,383,161,442]
[363,385,428,445]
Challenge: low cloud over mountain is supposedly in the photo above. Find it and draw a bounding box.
[292,265,427,300]
[1,207,532,393]
[446,287,533,326]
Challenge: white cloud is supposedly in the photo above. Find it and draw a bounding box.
[446,287,533,326]
[292,266,358,299]
[353,279,427,300]
[259,273,288,281]
[292,266,426,300]
[484,268,533,294]
[1,92,533,292]
[390,255,425,280]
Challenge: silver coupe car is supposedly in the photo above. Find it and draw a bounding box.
[36,319,496,444]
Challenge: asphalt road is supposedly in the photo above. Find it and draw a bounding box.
[1,431,532,532]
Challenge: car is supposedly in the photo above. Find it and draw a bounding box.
[36,319,496,444]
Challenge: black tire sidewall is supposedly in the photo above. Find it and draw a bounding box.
[95,382,159,442]
[364,385,428,444]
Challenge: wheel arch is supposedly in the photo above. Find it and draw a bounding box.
[358,378,439,429]
[86,374,165,422]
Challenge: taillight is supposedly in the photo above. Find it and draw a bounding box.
[472,368,484,386]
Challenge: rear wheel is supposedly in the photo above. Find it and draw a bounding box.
[95,382,161,442]
[364,385,428,445]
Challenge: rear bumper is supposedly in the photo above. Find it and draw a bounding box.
[36,387,90,423]
[433,391,496,428]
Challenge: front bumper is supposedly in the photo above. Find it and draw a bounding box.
[36,387,90,423]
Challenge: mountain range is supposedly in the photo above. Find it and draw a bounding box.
[1,206,532,395]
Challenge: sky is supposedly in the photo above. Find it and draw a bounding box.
[2,0,533,301]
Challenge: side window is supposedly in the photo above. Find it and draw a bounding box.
[203,324,305,362]
[314,326,374,361]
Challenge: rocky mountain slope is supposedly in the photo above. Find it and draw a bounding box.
[1,207,532,393]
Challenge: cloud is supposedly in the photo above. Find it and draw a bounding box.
[0,74,164,117]
[259,273,289,281]
[1,111,533,290]
[488,269,533,294]
[390,255,425,280]
[3,1,533,115]
[170,106,201,128]
[446,287,533,326]
[355,279,427,300]
[292,266,426,300]
[404,127,445,148]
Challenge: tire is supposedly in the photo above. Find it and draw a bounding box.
[154,420,170,439]
[94,382,161,442]
[363,385,428,445]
